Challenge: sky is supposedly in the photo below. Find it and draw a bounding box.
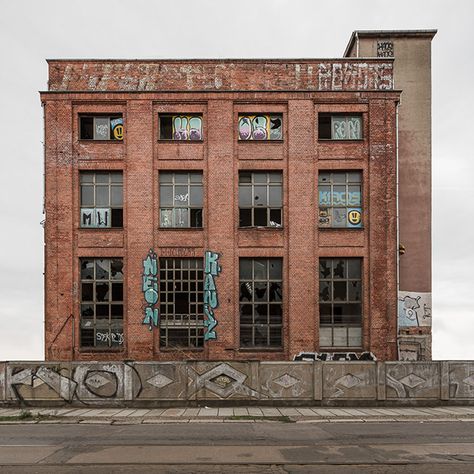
[0,0,472,360]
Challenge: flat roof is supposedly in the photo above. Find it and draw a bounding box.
[344,29,437,57]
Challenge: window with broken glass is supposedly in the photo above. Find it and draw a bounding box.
[159,172,203,228]
[80,258,124,349]
[80,172,123,228]
[239,171,282,228]
[240,258,283,348]
[319,258,362,348]
[238,114,283,140]
[159,114,203,140]
[79,115,124,140]
[159,258,204,349]
[318,114,362,140]
[318,171,362,228]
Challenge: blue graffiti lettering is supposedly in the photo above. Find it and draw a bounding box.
[204,251,221,341]
[142,249,159,330]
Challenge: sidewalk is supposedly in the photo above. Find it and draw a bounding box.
[1,405,474,424]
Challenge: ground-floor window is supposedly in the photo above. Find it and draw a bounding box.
[239,258,283,348]
[159,258,204,349]
[319,257,362,348]
[80,258,124,348]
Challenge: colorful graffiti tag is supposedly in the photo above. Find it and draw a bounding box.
[398,291,432,327]
[203,251,221,341]
[173,115,202,140]
[238,115,282,140]
[142,249,159,330]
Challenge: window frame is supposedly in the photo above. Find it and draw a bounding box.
[158,114,204,141]
[238,171,283,228]
[79,257,124,351]
[79,115,124,141]
[237,113,283,141]
[318,113,363,141]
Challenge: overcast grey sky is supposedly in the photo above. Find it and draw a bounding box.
[0,0,472,360]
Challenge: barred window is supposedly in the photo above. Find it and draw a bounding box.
[318,171,362,228]
[159,114,203,140]
[239,258,283,348]
[239,171,282,228]
[159,258,204,348]
[238,114,282,140]
[159,172,203,228]
[80,115,123,140]
[80,172,123,228]
[319,258,362,348]
[319,114,362,140]
[80,258,124,349]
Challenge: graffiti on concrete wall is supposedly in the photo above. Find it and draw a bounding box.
[203,251,221,341]
[398,291,432,327]
[293,351,377,362]
[377,41,394,58]
[142,249,159,330]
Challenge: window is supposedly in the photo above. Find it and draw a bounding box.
[319,114,362,140]
[80,116,123,140]
[159,258,204,348]
[239,258,283,348]
[80,172,123,228]
[80,258,124,348]
[318,171,362,228]
[319,258,362,348]
[159,114,203,140]
[238,114,282,140]
[159,172,203,228]
[239,171,282,227]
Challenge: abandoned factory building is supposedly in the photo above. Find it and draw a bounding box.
[41,29,436,363]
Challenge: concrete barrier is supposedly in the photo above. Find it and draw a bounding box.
[1,361,473,407]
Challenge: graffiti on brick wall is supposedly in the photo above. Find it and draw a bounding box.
[204,251,221,341]
[377,41,394,58]
[318,62,393,91]
[238,115,282,140]
[398,335,431,361]
[293,351,377,362]
[142,249,159,329]
[398,291,432,327]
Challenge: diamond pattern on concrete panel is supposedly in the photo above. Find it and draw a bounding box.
[273,373,299,389]
[146,373,173,389]
[399,373,425,389]
[335,373,361,389]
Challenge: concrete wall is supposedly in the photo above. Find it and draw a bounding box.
[1,360,473,406]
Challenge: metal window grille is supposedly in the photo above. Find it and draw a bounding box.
[319,258,362,348]
[318,171,362,228]
[238,171,283,228]
[80,172,123,228]
[159,258,204,348]
[80,258,124,348]
[239,258,283,348]
[159,172,203,228]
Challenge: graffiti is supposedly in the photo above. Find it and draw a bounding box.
[96,331,124,345]
[110,117,124,140]
[203,251,221,341]
[142,249,159,329]
[174,193,189,202]
[81,208,110,228]
[377,41,394,58]
[238,114,282,140]
[398,291,432,327]
[173,115,202,140]
[293,351,376,362]
[161,247,196,257]
[318,62,393,91]
[319,207,362,228]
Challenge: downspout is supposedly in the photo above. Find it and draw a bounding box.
[395,100,400,360]
[42,101,47,359]
[356,32,360,57]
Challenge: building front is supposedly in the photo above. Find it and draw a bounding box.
[41,30,435,362]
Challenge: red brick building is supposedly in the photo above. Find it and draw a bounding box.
[41,30,435,362]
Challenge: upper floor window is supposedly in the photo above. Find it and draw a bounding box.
[159,114,203,140]
[319,114,362,140]
[318,171,362,228]
[238,114,282,141]
[239,171,282,228]
[80,172,123,228]
[80,116,123,141]
[159,172,203,228]
[80,258,124,349]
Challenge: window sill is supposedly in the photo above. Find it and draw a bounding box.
[238,226,283,231]
[238,139,284,144]
[159,348,204,352]
[318,139,364,143]
[78,227,124,230]
[238,347,284,352]
[158,139,204,143]
[318,347,364,352]
[319,227,364,230]
[78,140,123,143]
[78,348,125,353]
[158,227,204,231]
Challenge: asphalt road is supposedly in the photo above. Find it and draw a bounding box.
[0,421,473,473]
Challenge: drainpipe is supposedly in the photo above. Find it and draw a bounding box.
[395,100,400,359]
[356,32,360,57]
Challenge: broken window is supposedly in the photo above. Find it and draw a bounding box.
[159,172,203,228]
[79,116,123,140]
[318,114,362,140]
[80,172,123,228]
[240,258,283,348]
[159,258,204,348]
[319,258,362,348]
[159,114,203,140]
[239,171,282,228]
[238,114,282,140]
[318,171,362,228]
[80,258,124,349]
